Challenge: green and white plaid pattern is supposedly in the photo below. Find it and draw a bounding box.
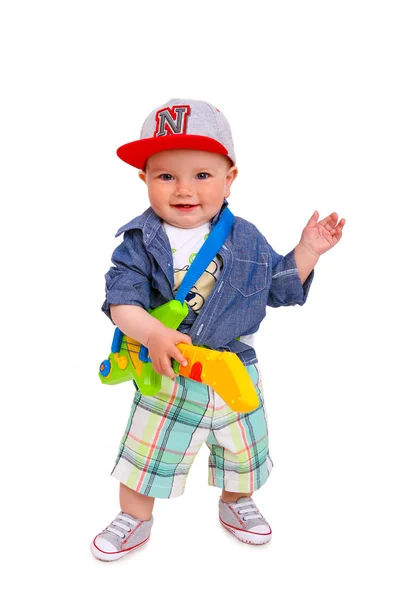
[111,364,273,498]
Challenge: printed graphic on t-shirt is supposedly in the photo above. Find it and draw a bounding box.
[173,257,221,313]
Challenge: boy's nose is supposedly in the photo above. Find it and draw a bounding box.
[175,185,193,197]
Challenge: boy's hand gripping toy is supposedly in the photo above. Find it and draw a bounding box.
[99,208,258,413]
[99,300,259,413]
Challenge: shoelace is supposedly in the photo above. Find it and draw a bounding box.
[232,500,263,522]
[106,514,138,538]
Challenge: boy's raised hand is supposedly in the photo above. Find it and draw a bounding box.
[300,211,346,256]
[146,323,192,379]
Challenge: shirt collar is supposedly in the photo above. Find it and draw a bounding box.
[115,198,230,240]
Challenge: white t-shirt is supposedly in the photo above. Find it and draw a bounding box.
[162,221,222,314]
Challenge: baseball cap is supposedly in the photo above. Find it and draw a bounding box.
[116,98,236,170]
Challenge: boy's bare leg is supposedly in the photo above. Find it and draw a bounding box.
[221,490,253,502]
[120,483,155,520]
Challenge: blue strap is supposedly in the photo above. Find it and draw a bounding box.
[174,207,234,304]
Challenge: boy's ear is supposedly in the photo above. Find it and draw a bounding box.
[138,170,147,183]
[224,165,238,198]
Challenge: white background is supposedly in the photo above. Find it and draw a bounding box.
[1,1,399,598]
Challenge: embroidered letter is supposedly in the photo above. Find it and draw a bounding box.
[154,105,191,137]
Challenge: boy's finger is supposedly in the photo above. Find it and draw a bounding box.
[160,357,176,379]
[175,333,192,345]
[306,210,319,226]
[319,213,338,229]
[171,345,188,367]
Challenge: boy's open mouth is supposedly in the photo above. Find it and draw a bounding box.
[173,204,198,211]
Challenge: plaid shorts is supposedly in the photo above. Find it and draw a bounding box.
[111,363,273,499]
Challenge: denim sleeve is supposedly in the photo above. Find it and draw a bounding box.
[267,247,314,307]
[101,230,152,321]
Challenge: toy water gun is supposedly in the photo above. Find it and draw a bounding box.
[99,300,259,413]
[99,208,259,413]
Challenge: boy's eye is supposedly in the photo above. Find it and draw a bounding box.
[160,174,173,181]
[196,172,210,180]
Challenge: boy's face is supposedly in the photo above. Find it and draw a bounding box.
[139,149,238,228]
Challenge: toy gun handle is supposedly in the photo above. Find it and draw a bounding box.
[99,299,189,395]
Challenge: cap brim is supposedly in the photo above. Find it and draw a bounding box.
[116,135,229,169]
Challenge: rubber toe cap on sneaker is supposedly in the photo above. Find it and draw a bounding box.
[93,536,118,553]
[249,524,272,535]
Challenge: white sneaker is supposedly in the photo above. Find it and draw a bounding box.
[90,512,153,561]
[219,497,272,545]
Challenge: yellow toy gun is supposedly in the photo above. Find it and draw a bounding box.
[99,300,259,413]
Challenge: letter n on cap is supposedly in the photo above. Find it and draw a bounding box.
[154,105,191,137]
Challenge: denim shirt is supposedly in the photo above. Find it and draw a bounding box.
[102,202,314,366]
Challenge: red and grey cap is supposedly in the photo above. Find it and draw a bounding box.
[116,98,236,170]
